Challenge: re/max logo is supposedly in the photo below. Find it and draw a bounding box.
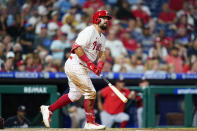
[24,87,47,93]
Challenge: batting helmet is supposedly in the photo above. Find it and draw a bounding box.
[93,10,112,24]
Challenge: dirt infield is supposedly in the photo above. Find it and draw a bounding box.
[3,128,197,131]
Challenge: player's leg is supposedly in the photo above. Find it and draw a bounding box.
[40,60,83,128]
[65,69,106,129]
[49,81,83,112]
[114,112,129,128]
[40,79,82,128]
[69,76,106,129]
[100,110,114,128]
[137,107,143,128]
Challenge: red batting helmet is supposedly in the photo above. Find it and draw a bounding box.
[93,10,112,24]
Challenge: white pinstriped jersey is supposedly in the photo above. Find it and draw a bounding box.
[70,25,106,64]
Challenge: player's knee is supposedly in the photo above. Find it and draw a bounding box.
[68,92,82,102]
[124,114,130,121]
[84,91,96,99]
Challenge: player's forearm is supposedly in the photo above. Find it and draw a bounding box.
[74,46,91,64]
[74,46,85,57]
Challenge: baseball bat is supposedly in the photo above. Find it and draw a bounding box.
[100,74,128,103]
[79,63,128,103]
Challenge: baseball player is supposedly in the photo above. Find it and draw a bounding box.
[97,79,136,128]
[40,10,112,129]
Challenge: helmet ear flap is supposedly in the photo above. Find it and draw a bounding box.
[95,17,101,24]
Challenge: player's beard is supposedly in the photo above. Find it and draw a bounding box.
[99,23,108,30]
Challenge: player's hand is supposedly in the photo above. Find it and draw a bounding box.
[94,67,102,76]
[87,62,96,72]
[94,61,104,76]
[87,62,101,76]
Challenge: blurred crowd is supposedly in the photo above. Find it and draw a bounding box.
[0,0,197,74]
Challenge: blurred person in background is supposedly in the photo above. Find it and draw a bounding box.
[145,59,166,75]
[35,15,49,35]
[115,0,135,21]
[101,47,113,72]
[76,12,90,31]
[148,37,168,61]
[167,63,176,73]
[125,19,144,44]
[0,5,7,37]
[61,6,79,26]
[102,60,113,72]
[43,55,58,72]
[61,14,77,41]
[17,60,25,72]
[105,27,128,58]
[134,77,160,127]
[34,24,52,55]
[27,6,40,27]
[134,46,147,64]
[50,32,70,65]
[112,55,132,72]
[129,54,144,73]
[33,51,43,72]
[24,53,35,72]
[68,97,86,128]
[49,10,62,28]
[187,37,197,58]
[135,78,149,128]
[176,14,194,35]
[158,2,177,24]
[134,18,144,35]
[165,46,183,73]
[176,0,194,24]
[83,0,105,11]
[132,1,150,24]
[130,0,151,16]
[47,20,59,38]
[53,0,72,15]
[138,24,154,54]
[7,13,26,40]
[0,51,15,72]
[5,105,30,128]
[97,79,135,128]
[19,23,35,54]
[2,35,13,54]
[13,44,23,70]
[6,0,20,16]
[188,61,197,73]
[105,47,114,65]
[20,3,32,22]
[173,26,191,46]
[156,29,173,48]
[120,29,138,54]
[0,43,5,69]
[61,13,75,33]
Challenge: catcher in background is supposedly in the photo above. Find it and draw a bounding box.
[97,79,136,128]
[40,10,111,129]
